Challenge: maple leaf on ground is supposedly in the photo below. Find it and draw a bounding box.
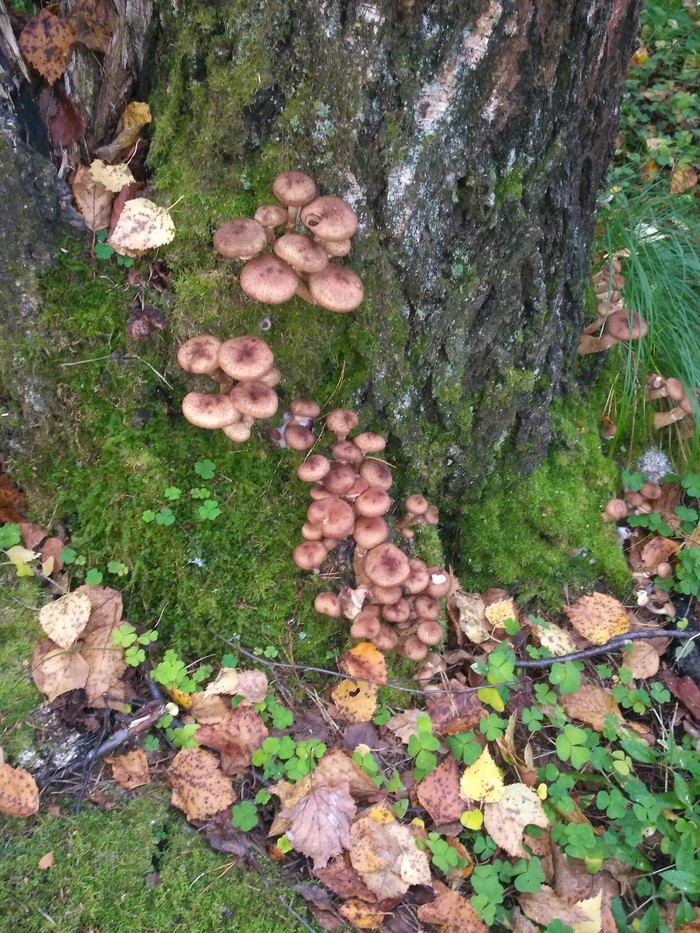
[18,9,76,85]
[425,680,485,735]
[107,198,176,257]
[460,746,504,803]
[168,748,236,821]
[563,592,629,645]
[39,592,92,649]
[339,642,387,684]
[331,678,378,723]
[417,879,488,933]
[483,783,549,858]
[106,749,150,789]
[349,809,431,899]
[560,682,625,733]
[196,704,268,775]
[0,762,40,817]
[416,755,465,825]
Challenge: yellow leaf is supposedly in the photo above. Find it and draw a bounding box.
[670,165,697,195]
[39,591,92,649]
[484,597,518,628]
[532,620,577,656]
[571,891,602,933]
[6,545,37,577]
[537,783,548,800]
[95,102,152,162]
[460,809,483,830]
[331,678,378,723]
[483,783,549,857]
[107,198,175,258]
[477,687,505,712]
[89,159,135,193]
[460,747,504,803]
[563,592,629,645]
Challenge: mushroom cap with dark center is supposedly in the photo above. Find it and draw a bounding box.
[326,408,359,439]
[301,196,358,241]
[605,310,648,341]
[177,335,222,375]
[240,254,299,304]
[350,612,381,640]
[307,264,364,313]
[332,440,364,465]
[370,585,403,605]
[293,540,328,571]
[404,559,430,595]
[372,624,398,651]
[382,598,411,624]
[290,397,321,419]
[307,497,355,538]
[272,172,318,208]
[355,487,392,518]
[322,461,357,495]
[358,459,393,491]
[274,234,329,274]
[230,381,279,419]
[363,542,410,587]
[284,423,315,450]
[401,636,428,661]
[353,516,389,550]
[213,219,267,260]
[182,392,240,429]
[218,335,275,381]
[414,595,440,620]
[314,592,341,618]
[254,204,288,229]
[416,620,443,646]
[297,454,330,482]
[404,494,429,516]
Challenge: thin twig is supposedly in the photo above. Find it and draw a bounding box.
[514,628,699,668]
[58,353,173,389]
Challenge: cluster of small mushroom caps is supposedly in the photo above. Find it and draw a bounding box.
[578,256,649,354]
[290,409,452,662]
[177,334,282,443]
[213,171,364,314]
[644,373,698,435]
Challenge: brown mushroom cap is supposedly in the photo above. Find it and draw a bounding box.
[289,397,321,419]
[602,498,628,521]
[404,559,430,595]
[404,494,429,516]
[230,381,279,419]
[353,432,386,453]
[353,516,389,550]
[301,522,324,541]
[182,391,240,429]
[307,264,364,313]
[307,497,355,538]
[293,540,328,570]
[271,171,318,208]
[316,237,352,257]
[382,598,411,624]
[371,623,399,652]
[301,196,358,241]
[358,459,393,491]
[426,569,451,598]
[297,454,331,482]
[401,635,428,661]
[213,219,267,260]
[240,254,299,304]
[259,367,282,387]
[606,310,648,341]
[363,542,410,587]
[322,462,357,495]
[665,378,686,402]
[326,408,359,439]
[254,204,288,229]
[177,335,222,375]
[416,619,443,646]
[350,612,381,640]
[332,440,364,466]
[284,423,315,451]
[222,420,253,442]
[314,592,342,618]
[274,234,330,274]
[414,595,440,621]
[355,487,392,518]
[218,336,275,381]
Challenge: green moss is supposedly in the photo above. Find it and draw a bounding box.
[0,582,44,760]
[0,790,305,933]
[495,165,525,203]
[458,395,631,607]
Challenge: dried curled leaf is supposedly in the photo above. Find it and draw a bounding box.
[106,749,150,789]
[563,592,629,645]
[72,164,114,232]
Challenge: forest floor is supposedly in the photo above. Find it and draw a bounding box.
[1,2,700,933]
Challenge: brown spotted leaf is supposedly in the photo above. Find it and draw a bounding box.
[283,779,357,869]
[563,592,629,645]
[349,808,431,898]
[107,197,175,257]
[18,9,76,85]
[531,620,577,656]
[385,709,422,744]
[75,585,123,633]
[339,642,387,685]
[416,755,465,824]
[67,0,117,53]
[560,683,625,732]
[331,678,378,723]
[313,854,376,902]
[39,592,92,649]
[426,680,485,735]
[168,748,236,821]
[31,639,89,702]
[106,749,150,789]
[338,899,386,929]
[80,624,127,706]
[418,879,488,933]
[38,86,86,147]
[0,763,40,816]
[72,164,113,232]
[89,159,135,193]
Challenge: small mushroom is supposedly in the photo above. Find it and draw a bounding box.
[177,335,222,377]
[218,335,275,381]
[213,219,267,260]
[274,234,329,274]
[605,310,648,342]
[293,540,328,571]
[363,542,410,587]
[182,391,240,429]
[230,381,279,420]
[300,196,358,241]
[271,171,318,230]
[326,408,360,440]
[240,254,300,304]
[307,264,364,313]
[314,592,342,618]
[254,204,288,242]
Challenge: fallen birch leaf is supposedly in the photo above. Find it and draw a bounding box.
[339,642,387,684]
[168,748,236,821]
[284,780,357,869]
[623,640,660,679]
[202,668,239,697]
[385,709,422,744]
[560,683,624,732]
[5,545,37,577]
[189,691,228,724]
[417,879,488,933]
[18,9,75,84]
[80,624,127,705]
[518,885,589,927]
[95,101,152,162]
[331,678,377,723]
[107,198,175,257]
[106,749,150,789]
[349,811,431,898]
[564,592,629,645]
[31,640,89,702]
[460,746,504,803]
[39,591,92,649]
[426,680,485,735]
[232,670,268,703]
[72,164,113,231]
[196,705,268,775]
[484,597,518,628]
[416,755,465,824]
[68,0,117,53]
[483,783,549,858]
[75,585,123,632]
[89,159,136,193]
[447,589,490,644]
[531,620,577,656]
[313,854,376,902]
[0,763,40,816]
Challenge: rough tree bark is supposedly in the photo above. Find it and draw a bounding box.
[147,0,641,499]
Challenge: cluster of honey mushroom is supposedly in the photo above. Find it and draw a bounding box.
[213,171,364,314]
[578,256,649,354]
[177,334,282,443]
[644,373,698,434]
[290,409,451,661]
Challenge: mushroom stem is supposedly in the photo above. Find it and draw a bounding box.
[654,407,686,429]
[286,206,299,232]
[295,281,317,305]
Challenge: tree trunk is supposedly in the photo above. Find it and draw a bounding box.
[148,0,640,502]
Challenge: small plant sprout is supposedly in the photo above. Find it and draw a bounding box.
[231,800,258,831]
[194,459,216,480]
[112,623,158,666]
[407,713,440,781]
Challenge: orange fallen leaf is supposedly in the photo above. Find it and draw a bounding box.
[0,762,40,817]
[196,705,268,775]
[37,851,54,870]
[168,748,236,821]
[560,683,625,732]
[338,898,386,929]
[417,879,488,933]
[563,592,629,645]
[106,749,150,789]
[331,678,378,723]
[339,642,387,685]
[18,9,76,85]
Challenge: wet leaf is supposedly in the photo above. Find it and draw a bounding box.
[18,9,76,85]
[168,748,236,821]
[106,749,150,789]
[564,592,629,645]
[31,639,89,702]
[39,86,86,147]
[75,585,123,633]
[623,639,660,679]
[39,591,92,649]
[483,783,549,857]
[107,198,175,257]
[0,762,40,816]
